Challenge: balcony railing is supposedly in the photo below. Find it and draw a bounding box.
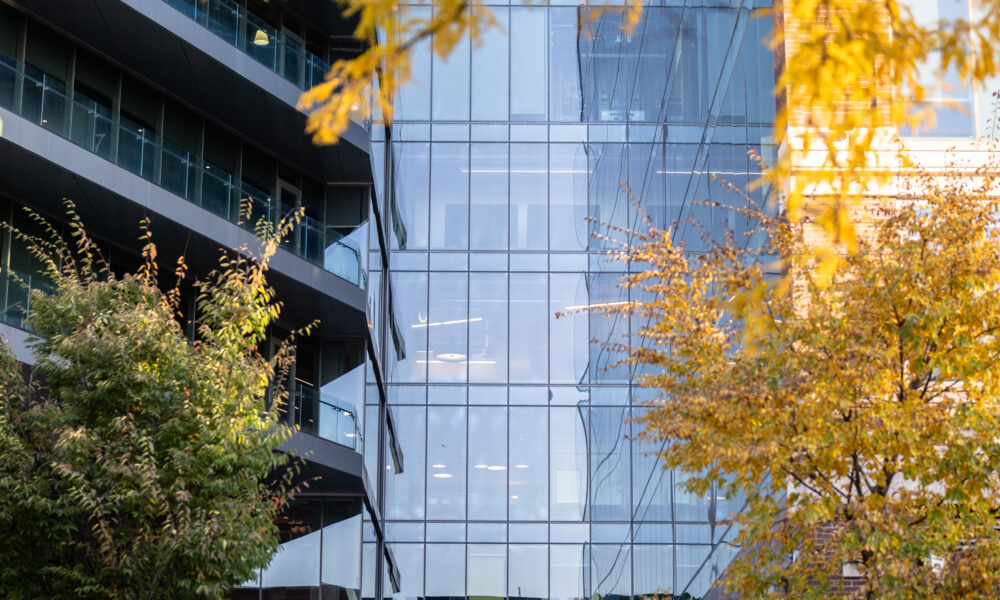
[0,269,56,330]
[0,54,366,288]
[284,383,362,451]
[160,0,368,129]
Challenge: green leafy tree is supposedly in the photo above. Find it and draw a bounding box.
[589,154,1000,598]
[0,206,306,599]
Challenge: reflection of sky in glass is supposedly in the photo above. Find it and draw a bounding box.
[372,2,775,598]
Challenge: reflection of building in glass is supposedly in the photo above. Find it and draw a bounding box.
[369,2,776,598]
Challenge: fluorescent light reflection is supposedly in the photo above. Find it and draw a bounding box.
[432,473,453,479]
[564,301,628,311]
[462,169,589,174]
[412,317,483,328]
[655,170,756,175]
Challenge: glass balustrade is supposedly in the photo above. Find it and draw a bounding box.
[160,0,369,129]
[0,269,56,330]
[0,54,366,288]
[285,383,362,451]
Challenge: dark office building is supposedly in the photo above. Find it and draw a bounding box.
[0,0,398,598]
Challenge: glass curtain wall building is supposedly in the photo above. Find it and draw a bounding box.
[367,1,776,599]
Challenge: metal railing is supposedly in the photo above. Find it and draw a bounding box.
[0,54,366,288]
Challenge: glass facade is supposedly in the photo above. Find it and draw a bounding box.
[367,2,775,599]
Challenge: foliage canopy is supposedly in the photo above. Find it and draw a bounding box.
[0,207,302,599]
[595,157,1000,598]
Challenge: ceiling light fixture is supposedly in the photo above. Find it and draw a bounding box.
[515,464,530,469]
[432,473,453,478]
[253,29,270,46]
[436,353,467,361]
[474,464,488,469]
[432,464,447,469]
[487,465,507,471]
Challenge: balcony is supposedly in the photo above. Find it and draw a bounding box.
[284,383,362,452]
[0,54,366,288]
[160,0,368,128]
[0,269,55,330]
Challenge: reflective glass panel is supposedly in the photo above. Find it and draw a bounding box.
[509,144,547,250]
[427,272,468,382]
[509,544,547,599]
[508,273,548,382]
[509,407,548,520]
[468,406,508,520]
[469,272,508,382]
[426,406,467,519]
[425,543,466,597]
[430,143,470,250]
[468,544,507,599]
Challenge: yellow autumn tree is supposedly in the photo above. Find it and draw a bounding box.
[585,150,1000,598]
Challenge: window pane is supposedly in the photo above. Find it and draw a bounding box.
[674,469,711,522]
[591,544,631,600]
[430,143,469,250]
[387,406,426,520]
[632,408,672,521]
[509,545,547,599]
[389,272,428,383]
[432,29,470,120]
[549,7,583,122]
[550,407,588,521]
[392,143,430,249]
[509,273,548,382]
[549,143,588,250]
[510,144,547,250]
[550,544,585,600]
[509,407,548,520]
[468,544,506,599]
[468,407,507,520]
[427,407,467,519]
[472,9,509,121]
[511,7,547,121]
[549,273,587,384]
[390,543,424,600]
[425,544,466,597]
[469,272,508,382]
[589,272,629,384]
[589,408,631,521]
[396,9,431,121]
[470,143,509,250]
[427,272,468,382]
